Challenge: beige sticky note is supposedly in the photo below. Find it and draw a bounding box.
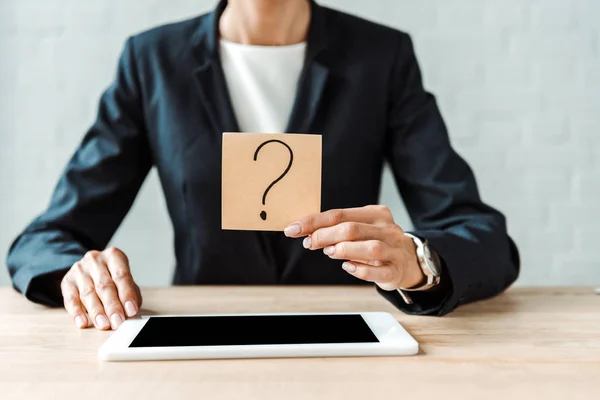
[222,132,322,231]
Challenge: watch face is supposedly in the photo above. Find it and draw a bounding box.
[423,246,441,276]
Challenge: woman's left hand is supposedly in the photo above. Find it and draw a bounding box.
[284,205,425,291]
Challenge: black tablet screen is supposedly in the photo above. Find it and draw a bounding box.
[129,315,379,347]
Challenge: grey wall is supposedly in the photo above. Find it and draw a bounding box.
[1,0,599,288]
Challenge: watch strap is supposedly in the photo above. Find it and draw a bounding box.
[397,233,442,304]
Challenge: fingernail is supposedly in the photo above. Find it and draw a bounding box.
[110,314,123,330]
[95,315,110,329]
[75,315,86,329]
[284,223,301,237]
[303,236,312,249]
[125,301,137,317]
[342,262,357,273]
[323,246,335,255]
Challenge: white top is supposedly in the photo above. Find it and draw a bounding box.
[219,40,306,133]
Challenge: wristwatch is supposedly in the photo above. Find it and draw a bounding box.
[396,233,442,305]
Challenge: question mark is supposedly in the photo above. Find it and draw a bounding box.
[253,140,294,221]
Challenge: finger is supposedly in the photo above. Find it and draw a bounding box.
[86,253,125,330]
[322,240,393,262]
[61,277,88,329]
[284,205,393,237]
[104,247,139,317]
[352,259,385,267]
[341,261,398,288]
[306,222,401,250]
[134,284,143,308]
[75,269,110,330]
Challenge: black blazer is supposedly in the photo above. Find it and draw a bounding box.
[6,1,519,316]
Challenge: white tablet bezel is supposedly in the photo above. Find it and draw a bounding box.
[98,312,419,361]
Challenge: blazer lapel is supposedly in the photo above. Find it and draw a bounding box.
[285,62,329,134]
[191,1,240,134]
[286,1,330,134]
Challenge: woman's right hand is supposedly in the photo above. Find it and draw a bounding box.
[60,247,142,330]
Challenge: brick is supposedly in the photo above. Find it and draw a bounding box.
[420,33,506,64]
[482,0,529,30]
[522,114,571,146]
[506,145,588,171]
[582,63,600,89]
[530,61,584,92]
[1,0,66,37]
[433,0,486,31]
[571,171,600,205]
[61,2,115,36]
[572,1,600,31]
[360,0,438,34]
[573,226,600,251]
[508,31,595,60]
[551,255,600,285]
[523,169,574,203]
[570,118,600,139]
[455,88,542,115]
[425,59,486,92]
[484,60,536,89]
[528,0,578,30]
[472,112,528,146]
[476,172,530,208]
[549,204,600,227]
[541,89,600,116]
[434,0,528,33]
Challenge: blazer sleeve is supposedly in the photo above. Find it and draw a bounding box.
[6,37,152,307]
[379,33,520,316]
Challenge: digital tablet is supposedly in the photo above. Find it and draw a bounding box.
[99,312,419,361]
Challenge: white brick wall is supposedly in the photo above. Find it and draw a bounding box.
[1,0,599,287]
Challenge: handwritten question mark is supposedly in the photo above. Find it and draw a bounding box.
[253,140,294,221]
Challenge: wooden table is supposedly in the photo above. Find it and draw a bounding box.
[1,286,599,399]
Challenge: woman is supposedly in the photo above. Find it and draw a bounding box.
[7,0,519,330]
